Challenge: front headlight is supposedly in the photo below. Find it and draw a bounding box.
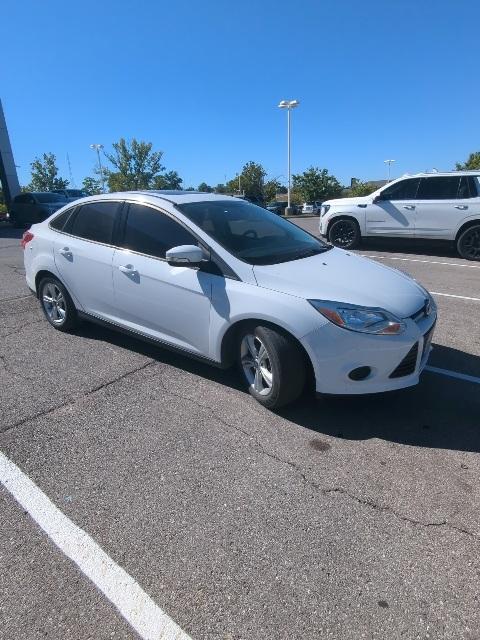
[320,204,330,217]
[308,300,406,335]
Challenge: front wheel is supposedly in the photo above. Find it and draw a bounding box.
[457,224,480,261]
[328,218,361,249]
[238,325,306,409]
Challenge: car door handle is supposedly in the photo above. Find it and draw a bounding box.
[402,205,415,210]
[455,205,468,210]
[118,264,138,275]
[58,247,72,257]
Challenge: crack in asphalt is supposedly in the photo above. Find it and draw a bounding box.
[0,293,34,304]
[0,359,156,434]
[154,374,480,542]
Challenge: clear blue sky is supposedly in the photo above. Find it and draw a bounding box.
[2,0,479,189]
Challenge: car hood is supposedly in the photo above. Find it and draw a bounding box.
[323,195,372,206]
[253,248,428,318]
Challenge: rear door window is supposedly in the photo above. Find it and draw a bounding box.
[121,203,197,259]
[50,207,77,231]
[417,176,461,200]
[70,201,120,244]
[380,178,420,200]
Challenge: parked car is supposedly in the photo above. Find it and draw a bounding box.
[23,191,436,409]
[302,201,323,215]
[320,171,480,260]
[8,192,67,227]
[266,201,287,216]
[51,189,88,202]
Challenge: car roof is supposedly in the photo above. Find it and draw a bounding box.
[72,190,244,206]
[400,171,480,178]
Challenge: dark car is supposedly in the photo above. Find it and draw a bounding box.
[8,192,67,227]
[51,188,88,202]
[266,201,287,215]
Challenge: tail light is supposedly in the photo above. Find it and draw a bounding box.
[21,230,34,249]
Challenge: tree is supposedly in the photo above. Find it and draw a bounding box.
[197,182,214,193]
[263,178,282,203]
[349,179,377,197]
[227,161,267,201]
[215,183,227,194]
[104,138,165,191]
[455,152,480,171]
[28,152,69,191]
[82,176,103,195]
[292,167,342,203]
[151,170,183,190]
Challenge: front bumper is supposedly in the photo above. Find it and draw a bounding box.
[301,313,436,395]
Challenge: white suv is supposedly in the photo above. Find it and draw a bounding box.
[23,191,436,409]
[320,171,480,260]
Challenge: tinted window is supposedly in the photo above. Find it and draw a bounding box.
[177,200,330,265]
[70,202,119,244]
[35,193,67,203]
[417,176,461,200]
[50,207,76,231]
[66,190,87,198]
[380,179,420,200]
[14,194,30,204]
[122,203,197,258]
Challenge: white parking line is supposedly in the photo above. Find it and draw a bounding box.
[361,255,480,269]
[425,366,480,385]
[430,291,480,302]
[0,451,192,640]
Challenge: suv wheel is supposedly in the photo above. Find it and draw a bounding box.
[329,218,361,249]
[39,277,78,332]
[457,224,480,261]
[238,325,306,409]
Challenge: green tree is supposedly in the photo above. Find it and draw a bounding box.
[292,167,342,203]
[197,182,214,193]
[263,178,282,203]
[227,161,267,201]
[214,183,227,194]
[105,138,165,191]
[82,176,103,195]
[28,152,69,191]
[152,170,183,190]
[455,151,480,170]
[349,179,377,197]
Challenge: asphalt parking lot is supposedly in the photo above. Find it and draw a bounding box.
[1,219,479,640]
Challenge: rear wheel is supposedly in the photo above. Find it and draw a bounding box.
[328,218,361,249]
[457,224,480,261]
[238,325,306,409]
[39,277,78,332]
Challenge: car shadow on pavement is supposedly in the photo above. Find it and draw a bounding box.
[359,237,459,259]
[75,321,480,453]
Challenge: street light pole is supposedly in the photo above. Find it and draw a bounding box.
[90,143,105,192]
[278,100,299,215]
[384,159,395,182]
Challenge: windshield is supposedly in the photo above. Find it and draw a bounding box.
[176,200,330,265]
[35,193,67,203]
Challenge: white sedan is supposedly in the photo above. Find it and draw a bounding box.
[22,191,436,409]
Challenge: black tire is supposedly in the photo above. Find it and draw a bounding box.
[38,276,79,332]
[238,325,306,409]
[456,224,480,261]
[328,218,361,249]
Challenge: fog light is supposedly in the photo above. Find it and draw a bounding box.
[348,366,371,381]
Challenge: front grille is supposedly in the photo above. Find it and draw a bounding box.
[389,342,419,378]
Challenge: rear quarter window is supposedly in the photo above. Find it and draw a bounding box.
[50,207,77,231]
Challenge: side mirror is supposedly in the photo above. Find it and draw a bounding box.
[372,194,384,204]
[166,245,207,267]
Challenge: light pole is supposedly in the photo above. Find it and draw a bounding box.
[384,159,395,182]
[90,143,105,192]
[278,100,299,215]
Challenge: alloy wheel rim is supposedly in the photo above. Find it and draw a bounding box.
[240,334,273,396]
[332,221,355,247]
[42,283,66,325]
[462,228,480,259]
